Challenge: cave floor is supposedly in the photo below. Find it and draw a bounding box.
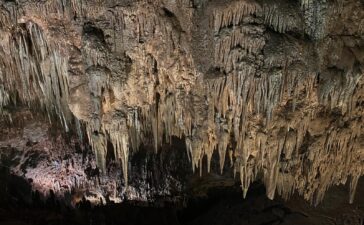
[0,178,363,225]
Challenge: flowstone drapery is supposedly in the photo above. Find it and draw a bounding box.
[0,0,363,205]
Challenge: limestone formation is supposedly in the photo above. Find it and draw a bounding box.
[0,0,363,205]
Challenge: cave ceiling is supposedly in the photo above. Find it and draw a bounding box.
[0,0,363,205]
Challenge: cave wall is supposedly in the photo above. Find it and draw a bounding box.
[0,0,363,205]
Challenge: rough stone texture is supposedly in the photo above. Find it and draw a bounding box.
[0,110,192,205]
[0,0,364,206]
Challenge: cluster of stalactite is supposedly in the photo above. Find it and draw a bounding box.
[0,0,363,205]
[0,2,72,129]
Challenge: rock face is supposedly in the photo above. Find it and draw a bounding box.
[0,110,192,205]
[0,0,364,206]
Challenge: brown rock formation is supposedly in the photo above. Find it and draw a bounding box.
[0,0,363,205]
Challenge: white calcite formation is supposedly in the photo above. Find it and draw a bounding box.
[0,0,363,205]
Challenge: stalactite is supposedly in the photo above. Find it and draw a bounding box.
[0,84,9,114]
[212,0,261,33]
[0,20,70,129]
[0,0,363,205]
[0,6,12,29]
[107,122,130,186]
[261,1,303,34]
[349,174,360,204]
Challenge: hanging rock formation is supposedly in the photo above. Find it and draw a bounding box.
[0,0,364,205]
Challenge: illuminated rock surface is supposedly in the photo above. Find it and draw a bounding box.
[0,0,363,212]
